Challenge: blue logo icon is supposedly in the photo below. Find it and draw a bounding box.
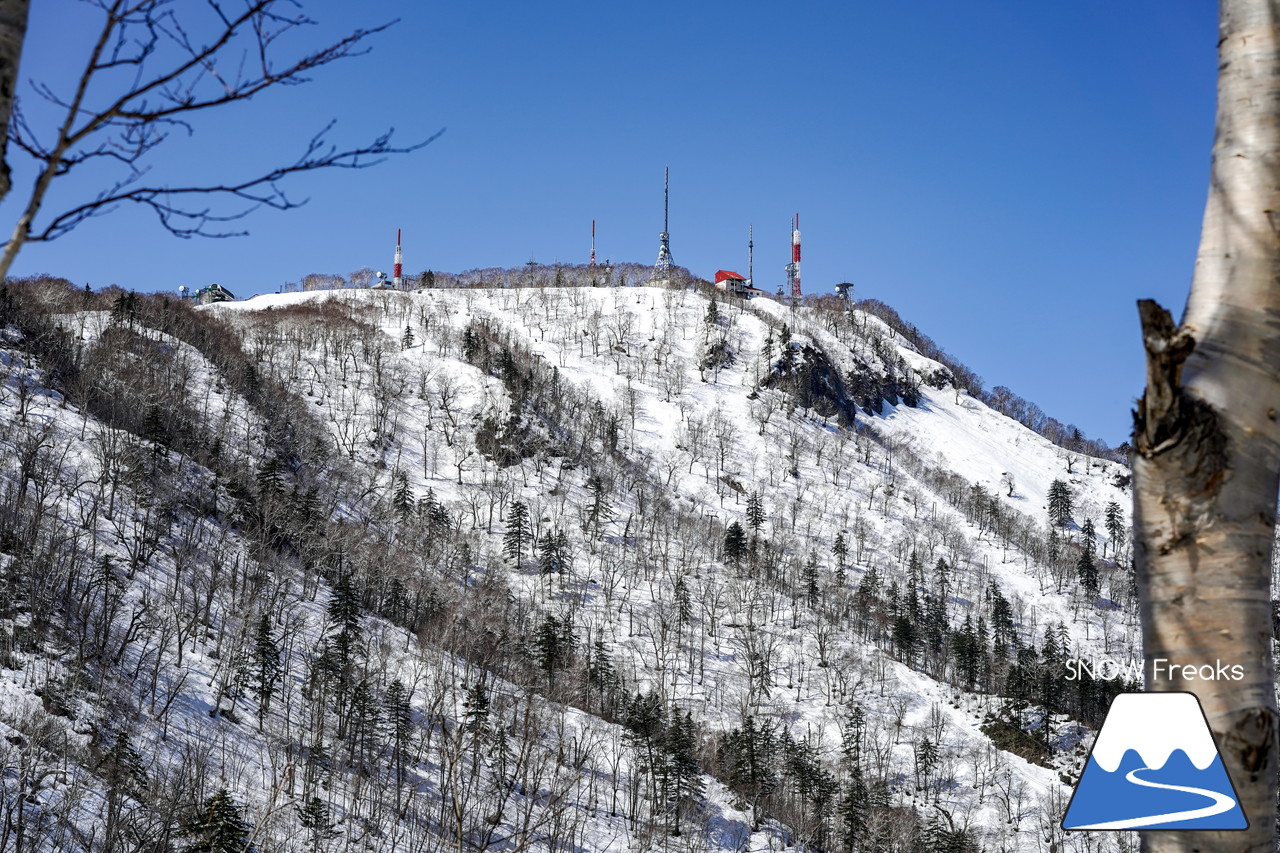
[1063,692,1247,831]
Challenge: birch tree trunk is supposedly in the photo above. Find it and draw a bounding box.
[1133,2,1280,851]
[0,0,29,204]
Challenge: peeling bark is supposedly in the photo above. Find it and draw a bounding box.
[1132,2,1280,851]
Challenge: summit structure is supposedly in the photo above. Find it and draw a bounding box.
[650,167,673,283]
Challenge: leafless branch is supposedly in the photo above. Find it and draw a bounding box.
[33,123,444,241]
[0,0,439,277]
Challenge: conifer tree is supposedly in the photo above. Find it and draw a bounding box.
[586,638,617,713]
[1047,479,1073,527]
[724,521,748,571]
[504,501,529,566]
[802,552,820,607]
[462,680,490,737]
[1077,548,1100,599]
[182,789,256,853]
[401,324,414,349]
[1104,500,1125,556]
[665,710,704,835]
[838,772,868,852]
[385,679,414,787]
[296,796,338,852]
[537,529,571,576]
[250,613,282,725]
[746,491,766,534]
[100,729,148,853]
[673,575,693,625]
[391,469,414,521]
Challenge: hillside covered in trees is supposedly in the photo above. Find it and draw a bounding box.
[0,273,1145,852]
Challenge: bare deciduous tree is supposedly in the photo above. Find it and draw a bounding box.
[0,0,441,278]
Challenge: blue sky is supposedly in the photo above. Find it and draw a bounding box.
[5,0,1216,446]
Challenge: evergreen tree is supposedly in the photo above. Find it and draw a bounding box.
[988,582,1016,657]
[461,326,481,363]
[1077,548,1100,599]
[296,796,339,851]
[586,638,617,710]
[1047,479,1074,527]
[534,615,574,687]
[100,728,148,849]
[385,679,414,739]
[724,521,748,571]
[401,324,414,349]
[720,714,776,831]
[953,614,981,690]
[537,529,571,575]
[925,809,981,853]
[99,729,147,794]
[665,710,704,835]
[624,691,668,791]
[761,330,775,366]
[892,614,917,663]
[504,501,529,565]
[1104,500,1125,555]
[182,789,257,853]
[462,679,490,737]
[391,469,414,522]
[746,491,766,534]
[802,552,820,607]
[1081,517,1097,559]
[838,772,868,852]
[673,575,693,625]
[914,737,939,794]
[705,297,719,325]
[250,613,282,724]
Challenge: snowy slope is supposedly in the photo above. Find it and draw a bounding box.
[0,276,1139,852]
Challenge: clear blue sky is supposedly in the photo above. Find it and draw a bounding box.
[6,0,1216,447]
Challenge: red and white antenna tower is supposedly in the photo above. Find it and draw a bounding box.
[590,220,596,267]
[785,214,802,298]
[792,214,802,298]
[393,228,403,288]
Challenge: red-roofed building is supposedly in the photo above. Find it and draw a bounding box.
[714,269,766,298]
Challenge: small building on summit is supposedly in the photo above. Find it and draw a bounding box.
[189,283,235,304]
[714,270,766,299]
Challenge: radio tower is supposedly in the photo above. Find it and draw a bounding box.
[650,167,673,283]
[590,220,596,267]
[748,225,754,289]
[785,214,801,298]
[393,228,403,289]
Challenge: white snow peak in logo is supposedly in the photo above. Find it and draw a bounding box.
[1062,692,1248,831]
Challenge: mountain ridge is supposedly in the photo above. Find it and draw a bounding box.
[0,274,1140,852]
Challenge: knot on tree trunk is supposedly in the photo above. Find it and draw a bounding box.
[1133,300,1228,499]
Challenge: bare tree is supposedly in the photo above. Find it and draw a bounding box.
[0,0,441,278]
[1132,2,1280,850]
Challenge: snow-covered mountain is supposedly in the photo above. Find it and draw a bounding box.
[0,274,1141,852]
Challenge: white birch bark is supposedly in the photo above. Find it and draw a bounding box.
[0,0,29,204]
[1133,2,1280,851]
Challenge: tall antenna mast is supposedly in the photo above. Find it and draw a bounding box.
[590,219,596,267]
[650,166,673,283]
[786,213,802,299]
[393,228,403,289]
[748,224,754,288]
